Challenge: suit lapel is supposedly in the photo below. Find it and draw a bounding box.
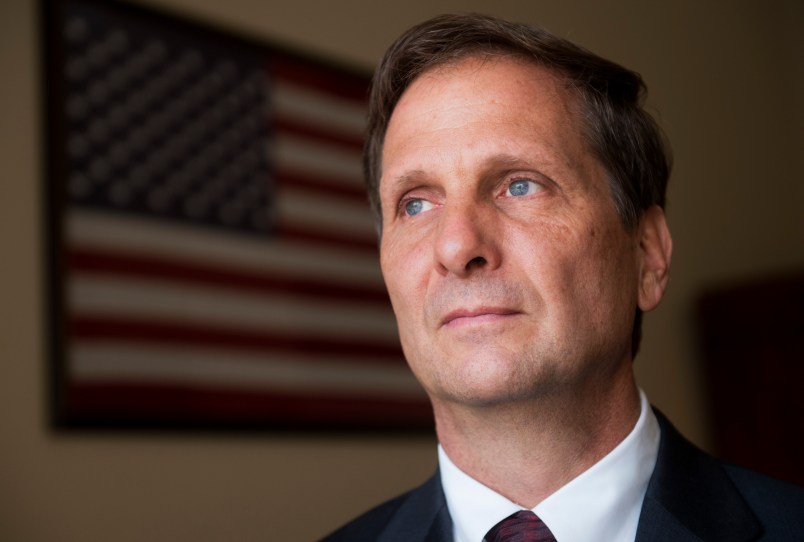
[423,504,453,542]
[635,410,762,542]
[379,473,453,542]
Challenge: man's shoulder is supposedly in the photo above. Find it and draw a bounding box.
[645,409,804,540]
[724,462,804,533]
[319,473,449,542]
[320,490,413,542]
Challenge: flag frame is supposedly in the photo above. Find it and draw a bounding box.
[40,0,433,432]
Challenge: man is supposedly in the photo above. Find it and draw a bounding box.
[323,13,804,542]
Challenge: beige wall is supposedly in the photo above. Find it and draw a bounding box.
[1,0,801,540]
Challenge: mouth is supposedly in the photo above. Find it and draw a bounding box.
[440,307,520,328]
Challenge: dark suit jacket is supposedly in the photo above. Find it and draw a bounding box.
[321,410,804,541]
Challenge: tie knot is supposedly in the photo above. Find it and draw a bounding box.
[484,510,556,542]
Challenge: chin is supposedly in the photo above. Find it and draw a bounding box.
[434,383,543,409]
[431,365,553,408]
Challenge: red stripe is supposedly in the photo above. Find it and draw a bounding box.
[71,316,404,361]
[277,222,378,252]
[70,248,389,304]
[271,54,368,104]
[275,115,364,153]
[63,382,432,428]
[277,168,369,203]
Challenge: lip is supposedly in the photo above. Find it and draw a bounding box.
[440,307,520,327]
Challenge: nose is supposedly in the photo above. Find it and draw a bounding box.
[434,199,501,277]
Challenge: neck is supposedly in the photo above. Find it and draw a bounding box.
[433,371,641,508]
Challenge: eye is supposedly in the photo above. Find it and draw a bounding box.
[506,178,541,197]
[403,198,434,216]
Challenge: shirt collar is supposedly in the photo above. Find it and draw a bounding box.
[439,390,660,542]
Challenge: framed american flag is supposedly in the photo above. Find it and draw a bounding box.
[41,0,431,430]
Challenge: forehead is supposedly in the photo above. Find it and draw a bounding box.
[395,55,574,120]
[381,56,589,185]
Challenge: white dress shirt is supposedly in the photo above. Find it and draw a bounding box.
[439,390,660,542]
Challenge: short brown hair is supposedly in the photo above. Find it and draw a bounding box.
[364,13,671,230]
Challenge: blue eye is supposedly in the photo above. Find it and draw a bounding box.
[507,179,539,197]
[403,198,435,216]
[405,199,425,216]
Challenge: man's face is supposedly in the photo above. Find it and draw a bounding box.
[379,57,666,407]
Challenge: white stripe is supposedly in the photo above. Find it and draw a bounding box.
[71,342,423,398]
[273,79,366,137]
[70,274,399,341]
[274,134,363,187]
[68,210,384,287]
[278,186,375,238]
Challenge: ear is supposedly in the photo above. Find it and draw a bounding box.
[636,205,673,312]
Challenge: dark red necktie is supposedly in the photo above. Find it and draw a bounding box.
[484,510,557,542]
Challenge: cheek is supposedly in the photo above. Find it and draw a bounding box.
[380,265,431,381]
[575,225,639,321]
[380,238,426,330]
[536,219,637,316]
[380,252,404,316]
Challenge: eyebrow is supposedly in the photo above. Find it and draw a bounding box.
[389,168,428,187]
[381,168,431,203]
[481,153,536,172]
[387,154,537,185]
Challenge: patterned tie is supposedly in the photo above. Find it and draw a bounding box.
[484,510,557,542]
